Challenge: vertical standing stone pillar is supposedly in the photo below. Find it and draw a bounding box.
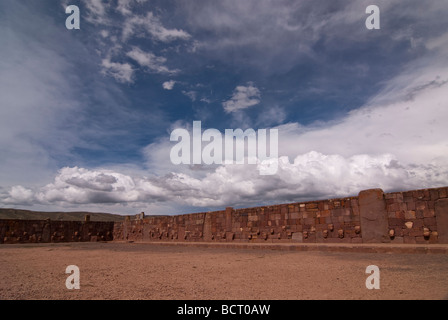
[42,218,51,242]
[225,207,233,232]
[123,216,130,240]
[359,189,390,243]
[435,199,448,243]
[203,212,212,241]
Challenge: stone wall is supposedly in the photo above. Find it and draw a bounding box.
[2,186,447,245]
[114,197,362,243]
[113,186,448,244]
[0,217,114,244]
[385,188,448,244]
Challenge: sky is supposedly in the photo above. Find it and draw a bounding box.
[0,0,447,216]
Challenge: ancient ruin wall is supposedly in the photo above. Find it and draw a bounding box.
[114,187,448,244]
[0,218,114,244]
[1,186,447,245]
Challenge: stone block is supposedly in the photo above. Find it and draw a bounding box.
[424,217,437,226]
[291,232,303,243]
[416,201,426,210]
[359,188,390,243]
[404,211,416,219]
[423,209,435,218]
[303,217,315,225]
[409,229,423,237]
[351,237,363,244]
[305,203,318,210]
[388,218,404,227]
[415,236,428,244]
[439,188,447,198]
[387,203,400,212]
[404,236,417,244]
[390,236,404,244]
[430,189,439,201]
[412,219,424,229]
[406,201,416,211]
[290,212,300,220]
[395,211,405,219]
[248,215,258,222]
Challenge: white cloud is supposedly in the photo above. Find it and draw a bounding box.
[122,11,191,42]
[3,64,448,212]
[9,57,444,212]
[126,47,179,74]
[32,167,166,205]
[182,90,197,101]
[275,71,448,168]
[0,2,93,186]
[2,0,448,216]
[117,0,148,16]
[163,80,176,90]
[100,30,109,38]
[222,83,261,113]
[117,0,132,15]
[3,186,35,205]
[200,97,212,103]
[82,0,108,25]
[2,151,447,211]
[101,58,134,83]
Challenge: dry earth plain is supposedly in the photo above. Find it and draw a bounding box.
[0,242,447,300]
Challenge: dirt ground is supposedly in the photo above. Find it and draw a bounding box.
[0,242,447,300]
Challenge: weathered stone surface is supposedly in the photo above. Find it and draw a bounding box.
[435,198,448,243]
[359,189,390,243]
[225,207,233,232]
[203,213,212,241]
[3,186,447,246]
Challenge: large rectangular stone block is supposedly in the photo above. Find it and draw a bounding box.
[359,189,390,243]
[435,198,448,243]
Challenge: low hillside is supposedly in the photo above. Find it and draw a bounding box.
[0,208,128,222]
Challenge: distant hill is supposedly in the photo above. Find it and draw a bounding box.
[0,208,128,222]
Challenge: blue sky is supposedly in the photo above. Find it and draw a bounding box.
[1,0,448,215]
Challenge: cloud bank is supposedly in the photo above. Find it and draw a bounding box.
[3,63,448,213]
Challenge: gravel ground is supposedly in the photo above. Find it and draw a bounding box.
[0,242,447,300]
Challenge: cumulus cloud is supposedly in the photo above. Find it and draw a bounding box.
[275,71,448,167]
[126,47,179,74]
[31,167,166,205]
[3,186,35,206]
[2,153,447,210]
[163,80,176,90]
[101,58,134,83]
[222,83,261,113]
